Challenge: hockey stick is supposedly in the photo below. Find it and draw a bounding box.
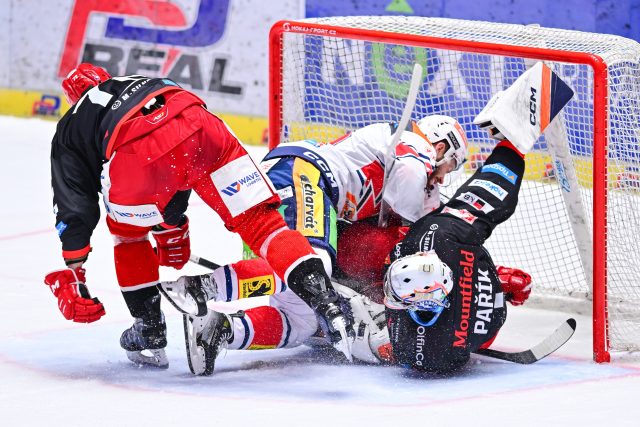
[189,254,220,270]
[474,318,576,364]
[378,63,423,227]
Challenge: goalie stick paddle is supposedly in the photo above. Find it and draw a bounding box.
[189,254,220,270]
[474,318,577,364]
[378,62,423,227]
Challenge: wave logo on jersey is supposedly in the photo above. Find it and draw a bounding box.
[58,1,238,96]
[469,179,508,201]
[107,202,163,226]
[114,210,159,220]
[221,172,262,196]
[481,163,518,185]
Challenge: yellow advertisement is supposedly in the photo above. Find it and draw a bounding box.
[239,275,276,299]
[293,159,324,238]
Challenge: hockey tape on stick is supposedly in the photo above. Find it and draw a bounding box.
[189,254,220,271]
[378,63,423,227]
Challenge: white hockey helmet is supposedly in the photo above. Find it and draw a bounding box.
[415,115,468,170]
[384,251,454,327]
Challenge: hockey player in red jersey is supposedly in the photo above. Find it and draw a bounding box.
[159,110,472,373]
[43,63,353,369]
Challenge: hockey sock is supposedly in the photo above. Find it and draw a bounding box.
[227,306,290,350]
[121,286,162,319]
[114,240,160,288]
[211,258,285,302]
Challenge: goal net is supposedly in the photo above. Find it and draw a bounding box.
[269,16,640,362]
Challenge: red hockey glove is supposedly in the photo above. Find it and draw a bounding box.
[44,268,106,323]
[152,218,190,269]
[497,266,532,306]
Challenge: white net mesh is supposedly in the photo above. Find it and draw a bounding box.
[274,16,640,354]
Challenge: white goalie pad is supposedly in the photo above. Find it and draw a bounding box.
[333,282,389,364]
[473,61,574,154]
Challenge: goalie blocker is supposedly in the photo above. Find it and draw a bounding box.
[385,62,574,372]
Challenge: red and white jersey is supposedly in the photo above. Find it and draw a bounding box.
[287,122,441,222]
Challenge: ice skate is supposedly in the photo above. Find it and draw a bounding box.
[120,312,168,369]
[159,274,216,317]
[183,309,233,376]
[301,271,355,362]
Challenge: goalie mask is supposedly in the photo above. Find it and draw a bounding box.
[415,115,468,170]
[384,251,454,327]
[62,63,111,105]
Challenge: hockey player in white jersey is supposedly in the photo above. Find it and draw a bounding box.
[160,115,469,375]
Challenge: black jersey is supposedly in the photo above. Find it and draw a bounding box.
[386,143,525,372]
[50,76,190,255]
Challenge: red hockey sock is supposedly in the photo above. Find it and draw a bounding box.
[114,240,159,289]
[225,258,284,300]
[229,306,288,350]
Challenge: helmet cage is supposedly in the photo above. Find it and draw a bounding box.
[383,252,453,327]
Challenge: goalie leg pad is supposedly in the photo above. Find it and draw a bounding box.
[333,283,389,363]
[473,62,574,155]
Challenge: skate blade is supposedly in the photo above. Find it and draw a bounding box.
[183,314,208,375]
[125,349,169,369]
[159,282,207,316]
[331,318,353,362]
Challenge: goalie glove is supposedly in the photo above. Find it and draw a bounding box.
[473,62,574,155]
[152,217,190,269]
[497,266,532,306]
[44,268,106,323]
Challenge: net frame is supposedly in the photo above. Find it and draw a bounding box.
[268,17,640,363]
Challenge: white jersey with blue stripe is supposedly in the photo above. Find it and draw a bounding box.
[272,122,440,222]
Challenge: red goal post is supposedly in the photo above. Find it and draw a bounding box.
[268,16,640,363]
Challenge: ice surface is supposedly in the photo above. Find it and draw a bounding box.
[1,116,639,426]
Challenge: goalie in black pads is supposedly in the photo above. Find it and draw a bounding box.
[383,62,575,372]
